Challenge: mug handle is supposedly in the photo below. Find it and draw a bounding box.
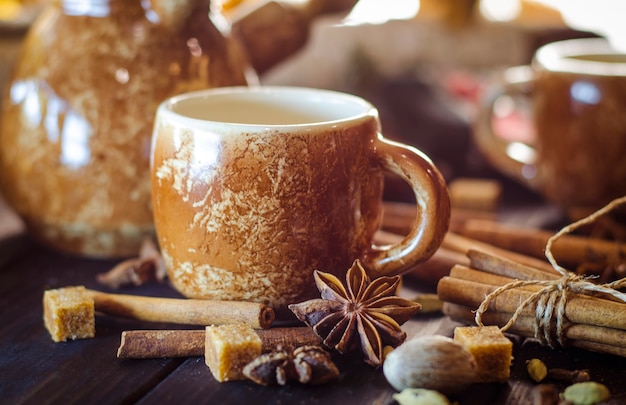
[472,66,538,182]
[364,134,451,278]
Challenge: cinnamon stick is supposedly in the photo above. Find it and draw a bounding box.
[448,265,545,290]
[408,247,469,283]
[458,219,626,268]
[442,232,557,274]
[117,327,321,358]
[382,201,495,236]
[375,230,468,285]
[437,275,626,332]
[87,289,274,329]
[453,250,623,303]
[118,329,205,358]
[467,249,559,281]
[255,326,321,351]
[381,202,419,236]
[446,264,621,314]
[443,302,626,357]
[375,229,558,284]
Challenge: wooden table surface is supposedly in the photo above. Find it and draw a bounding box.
[1,187,626,405]
[0,69,623,405]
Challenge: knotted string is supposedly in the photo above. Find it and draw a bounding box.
[474,196,626,348]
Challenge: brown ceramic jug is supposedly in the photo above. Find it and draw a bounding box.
[0,0,355,257]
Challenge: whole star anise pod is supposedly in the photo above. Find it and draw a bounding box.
[288,260,421,366]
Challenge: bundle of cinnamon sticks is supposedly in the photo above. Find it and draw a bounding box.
[381,191,626,358]
[437,249,626,357]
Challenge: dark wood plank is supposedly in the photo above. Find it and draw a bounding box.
[0,235,189,404]
[2,209,626,404]
[137,356,396,405]
[136,351,506,405]
[135,314,504,405]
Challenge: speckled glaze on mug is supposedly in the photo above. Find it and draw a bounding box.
[150,86,450,315]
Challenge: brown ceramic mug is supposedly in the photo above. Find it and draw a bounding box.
[150,86,450,315]
[474,38,626,219]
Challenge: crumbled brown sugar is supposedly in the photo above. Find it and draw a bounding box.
[205,324,263,382]
[43,286,95,342]
[454,325,513,383]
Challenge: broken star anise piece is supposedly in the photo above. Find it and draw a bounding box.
[242,346,339,386]
[288,260,421,367]
[292,345,340,385]
[96,238,167,289]
[243,350,293,386]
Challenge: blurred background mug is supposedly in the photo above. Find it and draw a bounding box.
[474,38,626,219]
[150,86,450,315]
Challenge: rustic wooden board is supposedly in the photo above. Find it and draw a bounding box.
[135,314,505,405]
[0,236,187,404]
[2,217,626,404]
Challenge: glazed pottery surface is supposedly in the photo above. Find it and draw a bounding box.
[151,86,450,314]
[0,0,255,257]
[474,38,626,218]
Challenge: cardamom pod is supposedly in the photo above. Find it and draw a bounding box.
[526,358,548,383]
[393,388,450,405]
[561,382,610,405]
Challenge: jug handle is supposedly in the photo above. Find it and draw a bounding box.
[231,0,359,74]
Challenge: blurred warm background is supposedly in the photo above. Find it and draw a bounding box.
[0,0,624,233]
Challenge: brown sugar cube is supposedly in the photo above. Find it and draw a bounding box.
[454,325,512,383]
[449,178,502,212]
[205,324,263,382]
[43,286,95,342]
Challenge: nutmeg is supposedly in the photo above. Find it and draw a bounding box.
[383,335,477,394]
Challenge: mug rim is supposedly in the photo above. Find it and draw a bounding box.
[156,86,378,130]
[535,37,626,76]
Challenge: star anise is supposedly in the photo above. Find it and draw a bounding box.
[288,260,421,366]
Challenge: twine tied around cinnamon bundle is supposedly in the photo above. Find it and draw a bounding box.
[474,196,626,348]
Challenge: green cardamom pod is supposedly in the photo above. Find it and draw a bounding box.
[561,381,610,405]
[526,358,548,383]
[392,388,450,405]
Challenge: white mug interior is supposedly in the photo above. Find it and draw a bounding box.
[158,86,377,128]
[536,37,626,76]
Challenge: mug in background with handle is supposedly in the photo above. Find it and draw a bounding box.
[151,86,450,316]
[474,38,626,219]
